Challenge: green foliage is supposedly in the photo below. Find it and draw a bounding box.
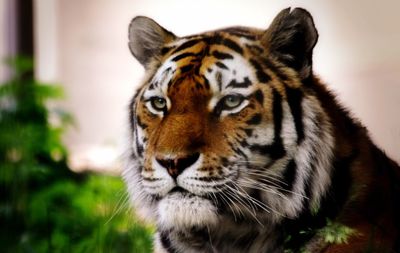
[317,219,356,244]
[0,57,153,252]
[23,175,154,253]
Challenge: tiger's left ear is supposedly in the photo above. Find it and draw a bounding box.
[129,16,177,69]
[262,8,318,79]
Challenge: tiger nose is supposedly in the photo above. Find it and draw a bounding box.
[156,153,200,179]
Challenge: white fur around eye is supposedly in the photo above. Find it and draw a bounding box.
[220,99,249,117]
[145,100,165,116]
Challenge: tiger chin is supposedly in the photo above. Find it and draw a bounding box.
[123,7,400,253]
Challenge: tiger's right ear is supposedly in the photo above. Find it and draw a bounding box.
[128,16,177,68]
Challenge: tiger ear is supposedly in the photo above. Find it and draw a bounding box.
[262,8,318,79]
[128,16,177,68]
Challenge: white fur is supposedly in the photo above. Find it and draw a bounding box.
[157,193,219,230]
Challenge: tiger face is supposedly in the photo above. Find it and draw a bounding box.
[124,8,400,253]
[124,8,335,234]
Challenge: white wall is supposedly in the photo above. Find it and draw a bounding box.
[34,0,58,83]
[0,0,17,83]
[0,0,5,82]
[34,0,400,170]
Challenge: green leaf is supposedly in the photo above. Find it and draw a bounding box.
[317,219,357,245]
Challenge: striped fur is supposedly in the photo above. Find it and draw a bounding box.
[123,8,400,253]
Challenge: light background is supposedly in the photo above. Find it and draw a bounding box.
[7,0,399,171]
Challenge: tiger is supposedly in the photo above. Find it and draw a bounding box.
[123,7,400,253]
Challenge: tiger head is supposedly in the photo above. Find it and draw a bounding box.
[124,8,334,232]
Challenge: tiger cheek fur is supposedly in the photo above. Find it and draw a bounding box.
[124,8,400,253]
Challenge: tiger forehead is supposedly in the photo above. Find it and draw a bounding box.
[147,32,261,96]
[163,30,263,61]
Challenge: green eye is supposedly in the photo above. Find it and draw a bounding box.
[223,95,243,109]
[150,97,167,111]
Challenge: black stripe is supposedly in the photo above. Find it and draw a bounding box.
[285,87,305,144]
[253,89,264,105]
[246,113,262,125]
[250,59,271,83]
[148,82,156,90]
[215,61,228,70]
[224,28,257,40]
[216,72,223,91]
[220,38,243,54]
[195,82,203,90]
[244,128,253,137]
[249,89,286,159]
[161,46,174,55]
[239,139,250,148]
[159,232,178,253]
[246,44,264,54]
[271,88,285,158]
[202,76,210,90]
[226,77,251,89]
[249,143,286,160]
[171,39,202,54]
[171,52,197,62]
[212,50,234,60]
[136,116,147,129]
[220,157,229,166]
[261,57,289,81]
[279,159,297,194]
[211,35,244,55]
[180,64,193,73]
[229,142,248,159]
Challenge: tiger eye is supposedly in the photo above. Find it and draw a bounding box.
[224,95,243,109]
[151,97,167,111]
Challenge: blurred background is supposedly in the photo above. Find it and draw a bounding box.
[1,0,399,252]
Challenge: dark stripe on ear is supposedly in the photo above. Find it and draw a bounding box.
[285,87,305,144]
[250,59,271,83]
[159,232,178,253]
[226,77,252,88]
[212,50,234,60]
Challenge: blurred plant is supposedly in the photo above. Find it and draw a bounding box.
[0,57,153,252]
